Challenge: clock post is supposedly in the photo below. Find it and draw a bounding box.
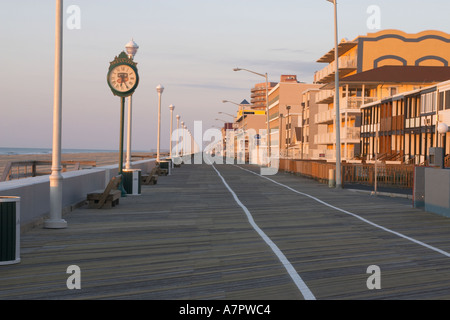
[119,96,126,182]
[107,52,140,196]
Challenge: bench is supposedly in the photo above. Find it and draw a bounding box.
[87,175,122,209]
[156,161,170,176]
[141,167,159,185]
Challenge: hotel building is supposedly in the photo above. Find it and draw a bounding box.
[251,81,278,110]
[267,75,321,158]
[314,29,450,161]
[361,78,450,165]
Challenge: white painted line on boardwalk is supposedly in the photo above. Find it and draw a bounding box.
[210,164,316,300]
[236,165,450,259]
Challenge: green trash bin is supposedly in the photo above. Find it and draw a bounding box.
[159,160,170,176]
[0,197,21,265]
[123,169,142,196]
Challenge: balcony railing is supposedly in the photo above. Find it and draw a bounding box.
[310,149,338,160]
[314,132,334,144]
[341,97,377,110]
[315,89,334,104]
[314,109,334,124]
[314,127,360,145]
[251,91,266,98]
[314,56,357,84]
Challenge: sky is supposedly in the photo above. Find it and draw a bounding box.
[1,0,450,151]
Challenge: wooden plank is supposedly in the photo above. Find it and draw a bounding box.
[2,164,450,300]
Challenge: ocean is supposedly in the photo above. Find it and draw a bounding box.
[0,147,119,155]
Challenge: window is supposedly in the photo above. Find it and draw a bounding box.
[389,87,398,96]
[420,92,436,114]
[439,92,444,111]
[446,91,450,110]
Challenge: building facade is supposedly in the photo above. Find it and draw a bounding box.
[361,80,450,165]
[267,75,321,158]
[314,29,450,161]
[251,81,278,110]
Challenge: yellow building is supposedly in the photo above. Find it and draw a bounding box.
[314,29,450,161]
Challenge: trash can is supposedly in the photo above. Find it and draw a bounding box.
[122,169,142,196]
[0,197,21,265]
[159,160,170,176]
[328,169,335,188]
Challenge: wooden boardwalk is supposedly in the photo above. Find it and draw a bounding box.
[2,163,450,300]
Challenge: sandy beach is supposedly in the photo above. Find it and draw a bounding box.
[0,152,157,181]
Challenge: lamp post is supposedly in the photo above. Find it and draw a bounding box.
[156,84,164,162]
[286,105,291,156]
[326,0,342,189]
[184,124,188,157]
[233,68,270,166]
[125,39,139,170]
[219,112,235,119]
[169,105,175,161]
[176,115,180,157]
[181,121,185,156]
[222,100,241,110]
[45,0,67,229]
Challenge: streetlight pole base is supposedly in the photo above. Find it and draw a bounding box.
[44,219,67,229]
[46,173,67,229]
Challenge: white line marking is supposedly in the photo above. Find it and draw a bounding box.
[236,165,450,259]
[210,164,316,300]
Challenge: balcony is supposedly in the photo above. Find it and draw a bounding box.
[314,56,357,84]
[251,91,265,99]
[314,132,334,144]
[252,97,265,103]
[314,127,360,145]
[310,148,355,161]
[315,95,377,114]
[340,96,377,111]
[314,109,334,124]
[315,89,334,104]
[311,149,336,160]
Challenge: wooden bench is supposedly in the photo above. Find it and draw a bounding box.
[87,175,122,209]
[141,167,159,185]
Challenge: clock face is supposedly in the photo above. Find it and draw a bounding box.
[108,64,138,94]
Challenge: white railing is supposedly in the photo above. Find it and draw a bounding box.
[314,56,357,83]
[315,89,334,104]
[341,96,377,110]
[314,109,335,124]
[314,127,360,145]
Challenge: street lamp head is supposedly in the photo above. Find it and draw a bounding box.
[176,114,180,120]
[156,84,164,94]
[169,104,175,111]
[233,68,241,72]
[438,122,449,134]
[125,38,139,59]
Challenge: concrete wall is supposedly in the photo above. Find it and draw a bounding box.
[0,159,157,231]
[424,167,450,218]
